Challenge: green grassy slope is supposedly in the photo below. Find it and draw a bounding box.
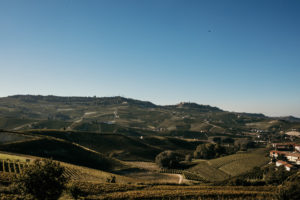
[0,117,36,130]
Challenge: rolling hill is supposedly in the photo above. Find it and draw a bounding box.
[0,131,125,172]
[0,95,299,135]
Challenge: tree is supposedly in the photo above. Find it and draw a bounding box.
[194,143,216,159]
[15,159,68,200]
[215,144,226,157]
[185,154,192,162]
[155,151,183,169]
[277,154,287,161]
[212,137,221,144]
[222,137,234,144]
[264,165,291,185]
[276,176,300,200]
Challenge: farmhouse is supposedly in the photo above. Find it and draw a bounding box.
[272,142,295,151]
[269,150,289,159]
[276,160,295,171]
[295,144,300,152]
[286,152,300,163]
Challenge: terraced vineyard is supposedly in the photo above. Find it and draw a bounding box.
[0,158,133,183]
[208,149,269,177]
[0,159,28,174]
[0,158,30,183]
[188,161,229,182]
[85,185,276,200]
[160,168,210,182]
[188,149,269,182]
[0,158,79,179]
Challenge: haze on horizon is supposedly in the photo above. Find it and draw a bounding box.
[0,0,300,117]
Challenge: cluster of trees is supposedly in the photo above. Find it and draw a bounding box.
[264,165,294,185]
[155,138,242,168]
[213,136,256,151]
[228,165,296,187]
[277,174,300,200]
[193,143,237,159]
[155,137,257,168]
[155,150,183,169]
[212,137,234,144]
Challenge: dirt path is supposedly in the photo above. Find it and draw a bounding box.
[13,123,34,130]
[178,174,183,184]
[123,161,185,184]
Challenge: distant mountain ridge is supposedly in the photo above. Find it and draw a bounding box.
[8,95,157,108]
[7,95,226,111]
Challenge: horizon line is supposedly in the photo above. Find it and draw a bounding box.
[1,93,299,119]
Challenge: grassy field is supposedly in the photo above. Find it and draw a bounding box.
[0,131,34,145]
[0,117,36,130]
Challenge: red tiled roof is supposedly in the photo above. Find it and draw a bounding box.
[270,150,289,155]
[276,160,294,168]
[285,164,294,168]
[277,160,288,165]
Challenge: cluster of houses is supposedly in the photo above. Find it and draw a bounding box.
[269,142,300,171]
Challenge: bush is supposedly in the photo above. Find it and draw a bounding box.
[276,179,300,200]
[155,151,183,169]
[14,159,68,200]
[264,165,293,185]
[222,137,235,144]
[185,154,192,162]
[194,143,215,159]
[68,183,82,200]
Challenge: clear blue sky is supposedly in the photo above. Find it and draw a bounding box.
[0,0,300,117]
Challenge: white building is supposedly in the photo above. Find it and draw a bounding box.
[276,160,294,171]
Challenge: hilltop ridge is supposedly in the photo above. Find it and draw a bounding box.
[0,95,299,134]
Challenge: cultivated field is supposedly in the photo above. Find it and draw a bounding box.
[75,184,276,200]
[189,148,269,182]
[0,152,134,184]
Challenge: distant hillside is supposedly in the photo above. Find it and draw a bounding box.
[166,102,223,112]
[0,95,299,134]
[272,116,300,123]
[8,95,157,108]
